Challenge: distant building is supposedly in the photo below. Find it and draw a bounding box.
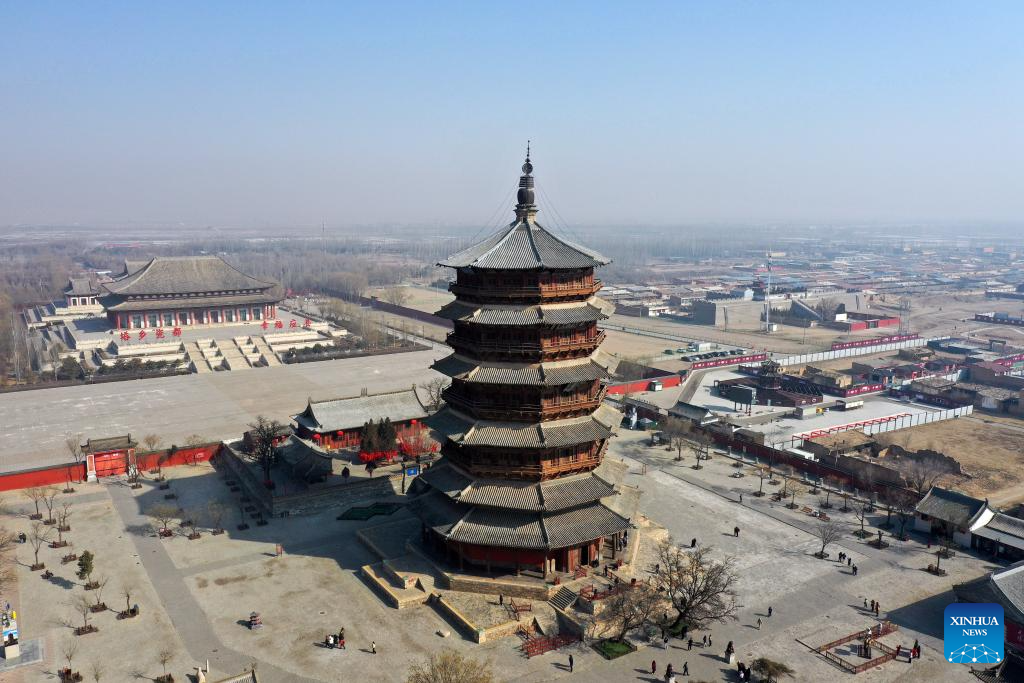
[690,299,727,325]
[99,256,282,329]
[292,387,428,450]
[62,277,104,314]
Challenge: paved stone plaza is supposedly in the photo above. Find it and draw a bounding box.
[0,347,443,472]
[2,429,999,682]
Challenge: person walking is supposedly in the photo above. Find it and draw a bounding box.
[767,606,773,617]
[651,659,657,674]
[734,526,740,537]
[371,641,376,654]
[708,635,713,648]
[499,594,504,606]
[853,565,858,575]
[568,654,574,672]
[847,557,852,567]
[756,617,762,629]
[687,637,693,650]
[870,599,875,612]
[863,598,868,609]
[702,634,708,647]
[874,602,880,617]
[913,639,920,658]
[682,662,689,676]
[691,538,697,548]
[666,663,673,677]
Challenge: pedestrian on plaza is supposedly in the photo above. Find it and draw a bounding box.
[896,645,902,658]
[651,659,657,674]
[739,493,743,504]
[767,606,773,618]
[875,602,880,617]
[568,654,574,672]
[913,639,920,658]
[838,552,844,562]
[688,637,693,650]
[499,594,504,606]
[870,599,875,612]
[664,634,670,649]
[338,637,345,650]
[734,526,740,537]
[371,641,376,654]
[702,634,707,647]
[691,538,697,548]
[708,635,713,648]
[847,557,852,567]
[864,598,868,609]
[756,618,762,630]
[682,662,689,676]
[666,662,673,677]
[853,565,858,575]
[325,634,333,649]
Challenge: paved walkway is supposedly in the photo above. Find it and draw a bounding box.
[107,483,319,683]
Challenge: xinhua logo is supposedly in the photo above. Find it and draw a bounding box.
[944,603,1004,664]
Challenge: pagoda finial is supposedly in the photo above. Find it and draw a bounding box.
[516,142,536,219]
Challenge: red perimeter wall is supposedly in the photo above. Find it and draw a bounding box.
[0,444,220,492]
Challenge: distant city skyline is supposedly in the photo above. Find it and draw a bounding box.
[1,2,1022,228]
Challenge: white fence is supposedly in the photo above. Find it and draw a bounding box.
[775,336,950,367]
[775,404,974,450]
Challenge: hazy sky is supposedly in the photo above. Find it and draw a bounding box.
[1,2,1022,229]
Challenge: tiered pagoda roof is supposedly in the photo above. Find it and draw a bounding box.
[411,149,631,577]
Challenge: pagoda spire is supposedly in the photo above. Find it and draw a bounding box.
[514,142,538,221]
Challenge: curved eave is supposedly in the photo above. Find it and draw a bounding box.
[426,403,620,449]
[438,219,610,271]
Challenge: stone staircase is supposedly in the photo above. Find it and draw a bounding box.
[548,586,578,612]
[184,341,213,373]
[214,339,250,371]
[252,336,281,366]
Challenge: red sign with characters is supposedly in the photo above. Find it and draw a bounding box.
[289,319,298,328]
[274,320,284,329]
[303,318,312,328]
[155,328,165,339]
[120,331,130,341]
[261,320,269,330]
[138,330,147,340]
[172,327,182,337]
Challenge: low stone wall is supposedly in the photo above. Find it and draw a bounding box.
[361,565,401,608]
[431,594,483,642]
[445,574,554,602]
[478,617,525,644]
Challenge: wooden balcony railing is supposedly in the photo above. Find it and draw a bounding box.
[442,387,607,421]
[447,332,605,357]
[450,280,602,301]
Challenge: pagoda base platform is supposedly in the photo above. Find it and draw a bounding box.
[357,515,642,602]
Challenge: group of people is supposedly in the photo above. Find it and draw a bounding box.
[323,627,346,650]
[894,642,921,662]
[838,551,858,575]
[650,659,688,681]
[865,598,882,617]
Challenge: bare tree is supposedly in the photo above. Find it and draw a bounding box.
[64,432,83,489]
[246,415,284,480]
[206,501,227,534]
[751,657,795,682]
[854,504,870,537]
[184,509,201,539]
[651,542,739,632]
[147,503,179,536]
[90,660,105,683]
[893,490,919,538]
[92,576,109,609]
[905,459,947,497]
[596,583,665,643]
[755,466,770,497]
[71,593,95,633]
[663,417,692,463]
[814,521,843,558]
[820,475,840,509]
[419,377,450,412]
[23,486,46,519]
[406,650,495,683]
[157,648,174,681]
[42,485,60,524]
[121,581,136,615]
[29,521,53,569]
[61,638,79,675]
[382,286,410,307]
[142,433,162,454]
[58,501,73,532]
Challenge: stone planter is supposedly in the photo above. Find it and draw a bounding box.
[74,625,99,636]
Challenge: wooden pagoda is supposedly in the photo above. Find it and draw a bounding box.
[411,151,630,578]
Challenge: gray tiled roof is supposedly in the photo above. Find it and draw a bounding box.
[983,513,1024,539]
[103,256,278,296]
[409,492,632,550]
[275,435,332,482]
[81,435,136,454]
[540,475,615,512]
[64,277,99,296]
[915,486,988,527]
[103,291,280,312]
[419,462,615,513]
[294,388,427,433]
[449,507,547,549]
[407,489,465,535]
[427,403,619,449]
[439,219,610,270]
[431,351,618,386]
[543,503,631,549]
[954,561,1024,625]
[436,299,612,326]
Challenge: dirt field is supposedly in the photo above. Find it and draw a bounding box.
[878,417,1024,506]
